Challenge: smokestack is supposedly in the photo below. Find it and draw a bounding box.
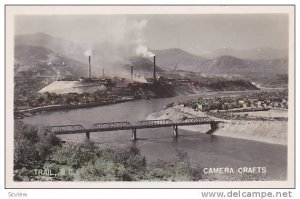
[153,56,156,81]
[88,56,91,78]
[131,66,134,80]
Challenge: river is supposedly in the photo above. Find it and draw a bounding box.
[22,90,287,180]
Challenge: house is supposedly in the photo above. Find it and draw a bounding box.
[197,104,203,111]
[238,100,245,104]
[257,101,262,107]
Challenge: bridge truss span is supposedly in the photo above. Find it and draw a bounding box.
[91,121,131,131]
[134,119,173,128]
[46,117,223,140]
[46,124,87,135]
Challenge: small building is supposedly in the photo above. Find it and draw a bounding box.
[257,101,262,107]
[197,104,203,111]
[238,100,245,104]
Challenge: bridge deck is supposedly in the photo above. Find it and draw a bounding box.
[47,117,222,135]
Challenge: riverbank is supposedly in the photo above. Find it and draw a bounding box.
[15,78,261,119]
[14,98,136,118]
[146,105,287,145]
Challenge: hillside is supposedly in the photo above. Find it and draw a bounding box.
[153,48,208,71]
[202,55,288,77]
[15,33,162,78]
[15,32,86,63]
[129,56,164,72]
[14,45,87,78]
[204,47,288,60]
[153,48,288,77]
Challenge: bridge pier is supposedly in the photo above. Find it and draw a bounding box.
[131,128,137,140]
[206,123,219,134]
[173,125,178,137]
[86,132,90,140]
[210,123,218,130]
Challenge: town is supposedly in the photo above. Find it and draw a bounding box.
[171,89,288,121]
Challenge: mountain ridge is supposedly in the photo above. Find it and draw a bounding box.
[204,46,288,60]
[14,32,288,78]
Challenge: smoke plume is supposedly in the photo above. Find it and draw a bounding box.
[80,17,155,79]
[84,49,92,57]
[132,19,155,58]
[136,46,155,57]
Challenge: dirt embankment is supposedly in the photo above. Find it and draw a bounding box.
[147,105,287,145]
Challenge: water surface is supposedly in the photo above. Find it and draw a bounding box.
[22,90,287,180]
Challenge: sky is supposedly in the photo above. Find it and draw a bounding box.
[14,14,289,56]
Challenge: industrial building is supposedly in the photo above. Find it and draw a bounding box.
[39,54,158,95]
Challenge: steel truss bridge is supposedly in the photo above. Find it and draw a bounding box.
[46,117,222,140]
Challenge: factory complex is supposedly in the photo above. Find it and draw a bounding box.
[39,55,159,94]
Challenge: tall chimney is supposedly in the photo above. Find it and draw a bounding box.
[88,56,91,78]
[153,56,156,81]
[131,66,134,80]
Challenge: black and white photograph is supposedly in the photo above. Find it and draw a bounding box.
[5,5,295,188]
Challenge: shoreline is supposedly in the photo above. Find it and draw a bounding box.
[15,88,265,118]
[146,105,287,146]
[14,98,136,117]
